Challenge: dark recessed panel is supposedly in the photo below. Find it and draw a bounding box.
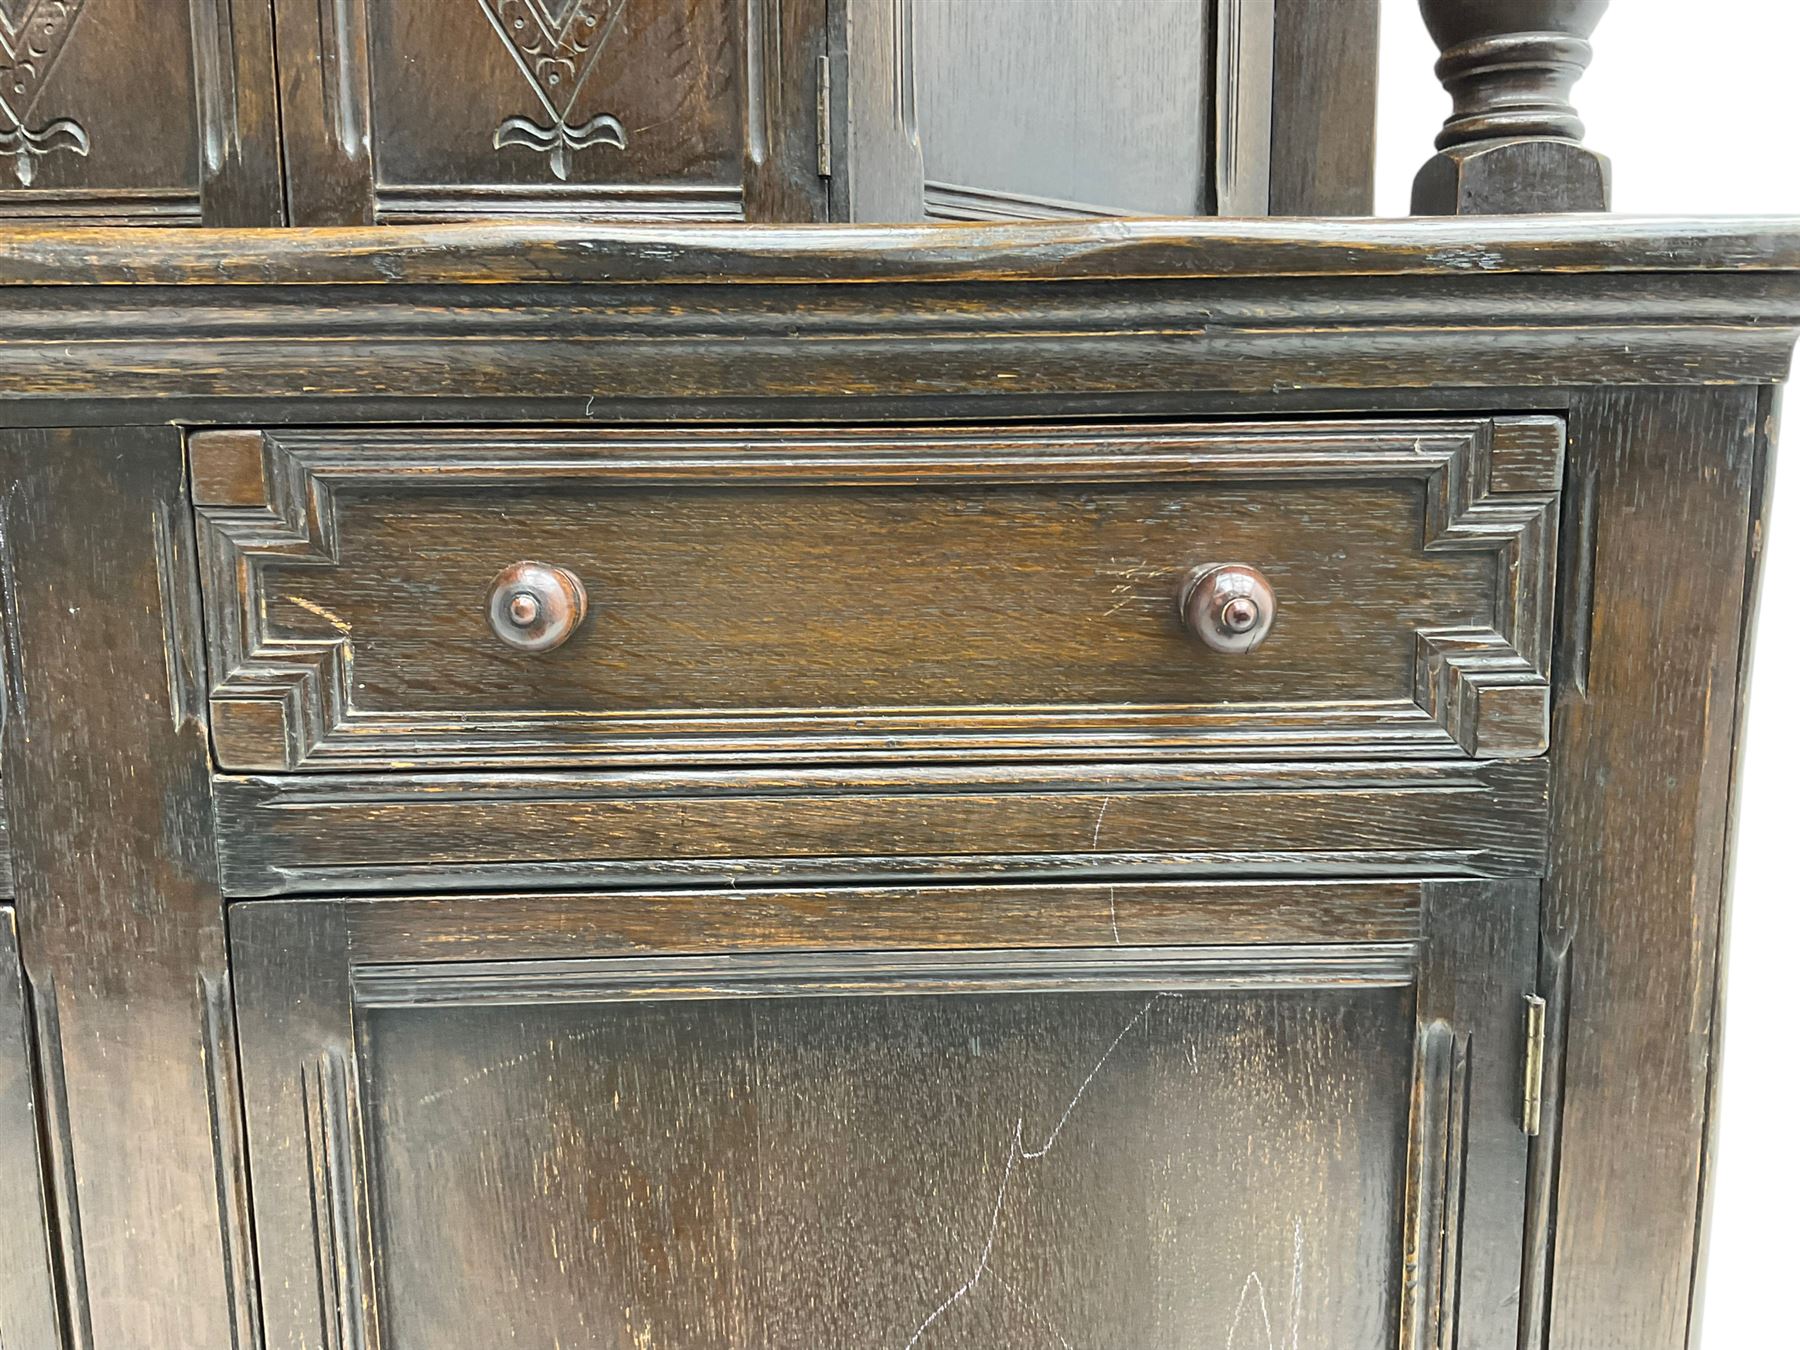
[362,985,1411,1348]
[0,0,279,224]
[275,0,828,223]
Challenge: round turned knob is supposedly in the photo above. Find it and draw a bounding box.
[1178,564,1277,655]
[488,561,588,653]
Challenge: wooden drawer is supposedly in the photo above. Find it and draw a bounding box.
[192,416,1562,772]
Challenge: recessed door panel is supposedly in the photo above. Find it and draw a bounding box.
[233,879,1539,1349]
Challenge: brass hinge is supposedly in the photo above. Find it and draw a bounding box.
[1522,993,1547,1136]
[816,54,833,177]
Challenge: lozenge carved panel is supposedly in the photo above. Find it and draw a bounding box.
[274,0,829,224]
[0,0,280,223]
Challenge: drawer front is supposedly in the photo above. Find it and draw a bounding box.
[192,417,1562,772]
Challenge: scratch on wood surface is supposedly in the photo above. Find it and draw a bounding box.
[901,994,1166,1347]
[285,594,352,634]
[1227,1270,1274,1350]
[413,1026,612,1109]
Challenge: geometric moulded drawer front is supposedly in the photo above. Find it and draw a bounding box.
[191,416,1562,772]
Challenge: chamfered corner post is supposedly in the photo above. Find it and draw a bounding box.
[1413,0,1612,214]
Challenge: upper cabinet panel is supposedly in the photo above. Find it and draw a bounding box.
[0,0,281,224]
[837,0,1380,222]
[911,0,1219,219]
[275,0,831,224]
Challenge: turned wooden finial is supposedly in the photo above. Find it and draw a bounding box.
[1413,0,1612,214]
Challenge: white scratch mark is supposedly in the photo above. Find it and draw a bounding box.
[1091,796,1111,850]
[1108,885,1121,945]
[1226,1271,1274,1350]
[901,1120,1023,1349]
[1288,1219,1304,1350]
[1023,995,1160,1160]
[901,994,1166,1347]
[989,1270,1074,1350]
[414,1026,610,1108]
[584,395,597,417]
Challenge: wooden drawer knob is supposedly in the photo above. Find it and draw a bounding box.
[488,561,588,652]
[1179,564,1277,654]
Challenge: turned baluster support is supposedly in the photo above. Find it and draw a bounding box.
[1413,0,1612,215]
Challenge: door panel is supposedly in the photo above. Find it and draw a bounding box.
[366,981,1410,1347]
[0,905,62,1348]
[233,879,1537,1349]
[0,0,280,224]
[273,0,830,224]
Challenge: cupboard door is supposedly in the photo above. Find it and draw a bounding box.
[0,0,280,224]
[274,0,829,225]
[235,879,1538,1349]
[0,906,61,1348]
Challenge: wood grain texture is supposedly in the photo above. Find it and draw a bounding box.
[192,416,1560,771]
[336,879,1431,965]
[274,0,828,225]
[214,757,1552,898]
[0,0,280,226]
[1409,879,1537,1350]
[1,216,1797,285]
[0,775,11,895]
[911,0,1213,218]
[0,905,62,1350]
[232,880,1538,1350]
[0,225,1791,418]
[1268,0,1378,215]
[1543,387,1763,1350]
[1413,0,1609,215]
[0,428,257,1349]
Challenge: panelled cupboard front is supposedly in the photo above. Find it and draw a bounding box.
[0,0,1373,227]
[0,220,1796,1350]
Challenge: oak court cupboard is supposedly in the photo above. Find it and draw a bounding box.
[0,1,1793,1348]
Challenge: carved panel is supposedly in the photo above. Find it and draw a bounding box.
[274,0,829,224]
[192,416,1563,773]
[0,0,280,224]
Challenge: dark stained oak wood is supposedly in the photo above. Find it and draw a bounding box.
[1413,0,1611,215]
[273,0,830,225]
[232,878,1537,1350]
[335,879,1435,965]
[1541,387,1769,1350]
[0,203,1789,1350]
[191,417,1561,771]
[0,221,1792,426]
[0,0,1371,229]
[2,216,1798,286]
[1269,0,1379,216]
[213,758,1552,898]
[0,428,257,1349]
[0,905,62,1349]
[0,776,11,895]
[0,0,281,226]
